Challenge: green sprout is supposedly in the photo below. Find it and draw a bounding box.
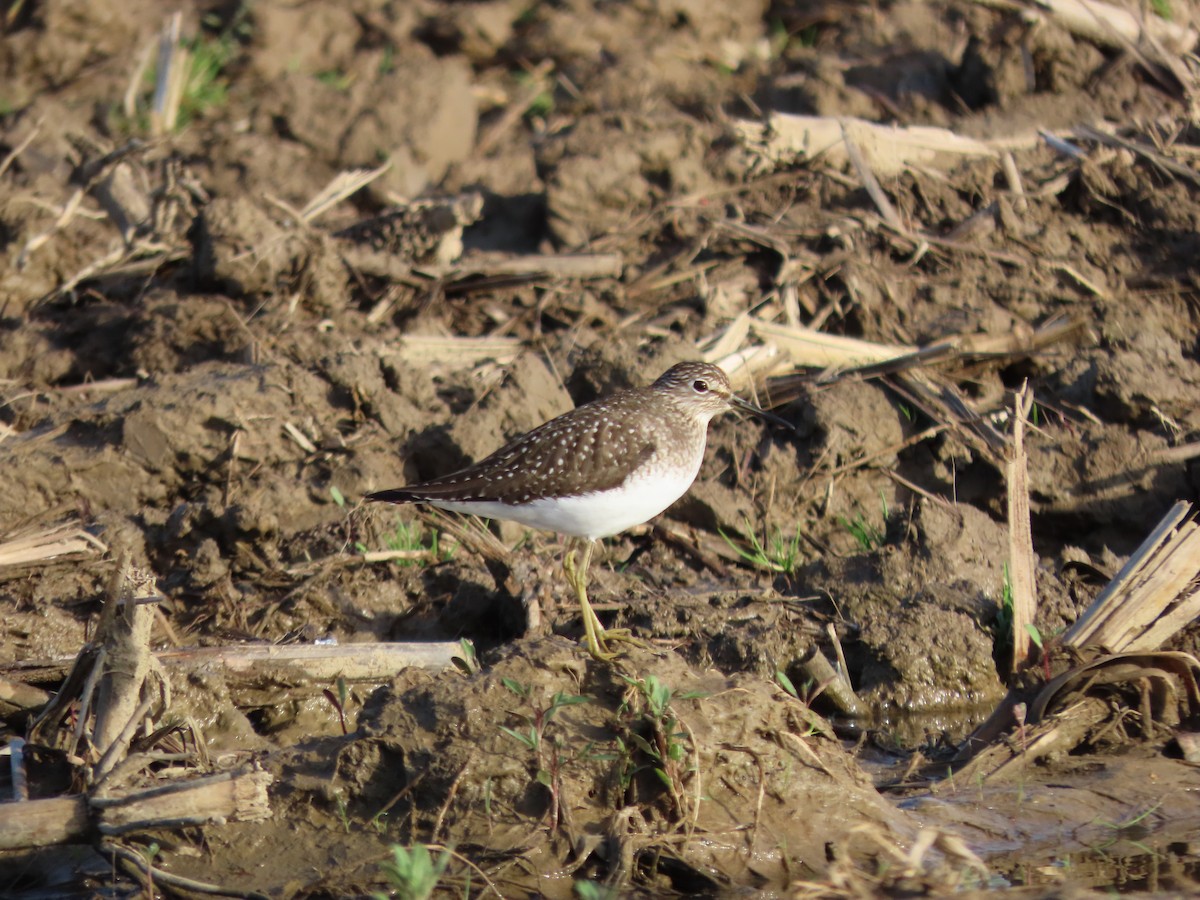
[315,69,353,91]
[451,638,479,676]
[515,70,554,119]
[362,520,454,567]
[618,675,705,806]
[373,844,451,900]
[575,880,620,900]
[122,9,250,134]
[499,691,589,752]
[176,33,234,124]
[775,669,800,699]
[838,494,889,552]
[719,519,804,574]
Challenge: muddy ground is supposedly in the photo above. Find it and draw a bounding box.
[3,0,1200,896]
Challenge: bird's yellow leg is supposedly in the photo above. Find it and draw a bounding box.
[562,538,641,660]
[564,538,611,660]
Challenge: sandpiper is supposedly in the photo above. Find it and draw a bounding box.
[366,361,791,659]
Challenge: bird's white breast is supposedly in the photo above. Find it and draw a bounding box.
[429,451,704,540]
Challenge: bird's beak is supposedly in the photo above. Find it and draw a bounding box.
[729,393,796,432]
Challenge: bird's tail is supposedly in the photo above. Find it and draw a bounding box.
[364,489,420,504]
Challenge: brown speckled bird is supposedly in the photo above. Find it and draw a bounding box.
[367,362,791,659]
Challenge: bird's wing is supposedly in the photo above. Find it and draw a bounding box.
[381,394,660,504]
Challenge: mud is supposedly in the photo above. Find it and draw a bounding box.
[3,0,1200,896]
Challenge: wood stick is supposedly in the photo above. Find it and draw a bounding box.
[93,696,156,785]
[967,0,1197,54]
[5,641,460,700]
[0,522,107,568]
[750,318,916,368]
[841,120,907,236]
[0,675,51,717]
[1006,382,1037,672]
[957,503,1200,762]
[376,335,520,368]
[0,796,90,849]
[0,767,273,850]
[1131,585,1200,653]
[1087,521,1200,652]
[800,647,864,718]
[956,697,1111,782]
[733,113,996,175]
[1001,150,1027,213]
[153,641,460,686]
[448,252,624,281]
[8,737,28,801]
[95,767,273,835]
[1061,501,1191,649]
[91,557,157,771]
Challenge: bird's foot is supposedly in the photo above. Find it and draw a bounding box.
[584,632,619,662]
[583,624,648,661]
[565,539,647,661]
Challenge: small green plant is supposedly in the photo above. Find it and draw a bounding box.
[451,638,479,676]
[1151,0,1173,20]
[618,675,704,812]
[373,844,451,900]
[1025,621,1044,649]
[315,69,353,91]
[498,721,540,751]
[838,496,889,552]
[501,677,530,698]
[176,33,234,124]
[996,565,1044,658]
[774,669,833,717]
[638,674,670,719]
[1012,701,1029,807]
[139,842,161,897]
[611,735,635,791]
[370,810,389,834]
[330,486,347,508]
[775,669,799,699]
[575,880,620,900]
[387,521,448,560]
[334,790,351,833]
[719,519,804,574]
[321,676,350,734]
[1094,801,1166,859]
[515,70,554,119]
[1095,802,1163,832]
[624,727,689,794]
[996,562,1015,643]
[499,690,588,752]
[625,675,709,716]
[767,18,790,58]
[498,689,590,832]
[514,4,541,26]
[363,519,454,567]
[378,45,397,75]
[121,9,249,134]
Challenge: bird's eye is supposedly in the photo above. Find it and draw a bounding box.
[692,380,709,393]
